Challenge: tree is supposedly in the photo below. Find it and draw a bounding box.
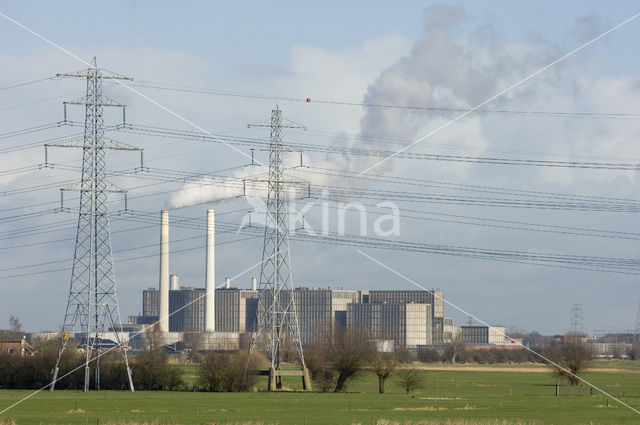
[443,333,466,364]
[396,369,425,394]
[34,336,60,355]
[331,327,373,392]
[8,315,22,333]
[198,350,259,392]
[133,325,183,390]
[303,326,374,393]
[304,341,336,393]
[143,324,164,352]
[627,343,640,360]
[371,351,398,394]
[546,336,593,386]
[182,331,204,364]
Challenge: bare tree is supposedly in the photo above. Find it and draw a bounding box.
[627,342,640,360]
[443,333,466,364]
[371,351,398,394]
[546,336,593,386]
[9,315,22,333]
[331,326,373,392]
[143,324,164,353]
[182,331,204,363]
[304,341,336,392]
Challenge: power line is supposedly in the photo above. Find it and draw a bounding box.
[0,233,261,280]
[298,166,640,205]
[107,211,640,275]
[0,76,54,91]
[128,80,640,119]
[314,197,640,241]
[115,122,640,171]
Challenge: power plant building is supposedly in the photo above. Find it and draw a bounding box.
[460,326,505,345]
[347,302,432,348]
[142,288,159,317]
[128,209,505,351]
[294,288,359,344]
[215,288,259,333]
[168,287,205,332]
[135,284,443,348]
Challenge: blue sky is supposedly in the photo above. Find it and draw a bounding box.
[1,1,640,334]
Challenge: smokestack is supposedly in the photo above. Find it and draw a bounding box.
[205,209,215,332]
[170,274,179,291]
[159,210,169,332]
[225,277,230,289]
[251,277,257,291]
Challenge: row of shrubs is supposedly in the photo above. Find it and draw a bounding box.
[0,349,259,392]
[0,350,183,391]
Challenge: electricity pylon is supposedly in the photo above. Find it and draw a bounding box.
[248,107,311,391]
[634,300,640,340]
[569,303,585,335]
[49,58,139,392]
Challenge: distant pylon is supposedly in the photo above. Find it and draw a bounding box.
[49,58,140,392]
[634,300,640,337]
[569,303,585,335]
[248,107,311,391]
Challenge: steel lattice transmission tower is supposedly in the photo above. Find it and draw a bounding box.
[249,107,311,391]
[569,303,585,335]
[49,58,139,392]
[634,300,640,339]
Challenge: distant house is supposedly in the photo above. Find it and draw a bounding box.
[0,335,36,356]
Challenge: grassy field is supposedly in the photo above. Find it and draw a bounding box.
[1,362,639,425]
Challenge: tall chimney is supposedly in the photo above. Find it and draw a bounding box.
[251,277,257,291]
[170,274,179,291]
[205,209,215,332]
[225,277,230,289]
[159,210,169,332]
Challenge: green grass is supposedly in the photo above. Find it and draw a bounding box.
[0,366,639,425]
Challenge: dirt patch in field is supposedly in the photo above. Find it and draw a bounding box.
[590,368,640,374]
[420,397,463,400]
[393,406,448,411]
[65,408,86,414]
[408,365,639,374]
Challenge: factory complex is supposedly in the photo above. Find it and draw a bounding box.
[115,209,508,352]
[24,209,508,354]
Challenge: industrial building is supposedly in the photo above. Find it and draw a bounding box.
[347,302,432,348]
[460,326,505,345]
[124,209,507,351]
[131,282,447,349]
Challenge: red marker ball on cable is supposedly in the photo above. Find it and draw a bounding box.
[306,98,311,103]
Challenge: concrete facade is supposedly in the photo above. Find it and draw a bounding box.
[367,290,444,343]
[169,287,205,332]
[346,303,432,348]
[460,326,506,345]
[142,288,159,317]
[133,284,518,350]
[215,288,259,333]
[294,288,359,345]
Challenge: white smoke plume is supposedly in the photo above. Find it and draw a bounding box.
[168,153,338,209]
[168,166,268,208]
